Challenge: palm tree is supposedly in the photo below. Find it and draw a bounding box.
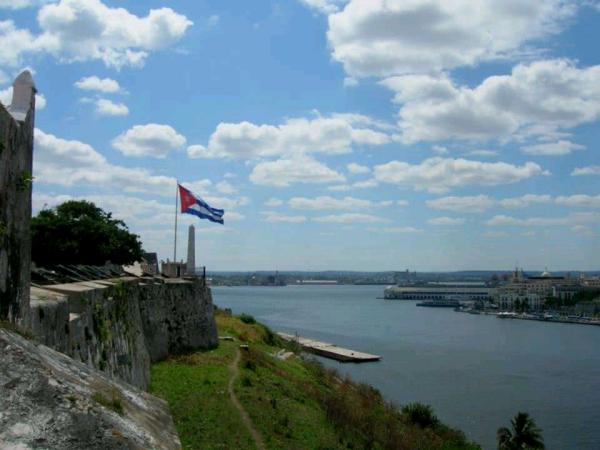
[497,412,544,449]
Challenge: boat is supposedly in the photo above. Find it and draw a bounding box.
[497,312,518,319]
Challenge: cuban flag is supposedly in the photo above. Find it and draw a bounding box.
[178,184,225,224]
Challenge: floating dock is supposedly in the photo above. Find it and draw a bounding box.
[277,332,380,363]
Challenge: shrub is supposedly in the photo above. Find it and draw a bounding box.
[402,402,439,428]
[239,313,256,324]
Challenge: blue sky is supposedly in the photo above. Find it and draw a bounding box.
[1,0,600,271]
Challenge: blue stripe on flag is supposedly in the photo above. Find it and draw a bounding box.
[185,206,225,224]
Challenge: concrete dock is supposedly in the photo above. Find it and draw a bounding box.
[277,332,380,363]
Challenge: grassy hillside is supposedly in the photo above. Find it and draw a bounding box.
[150,310,480,450]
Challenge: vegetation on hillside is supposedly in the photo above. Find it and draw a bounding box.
[31,200,143,267]
[150,310,480,450]
[497,412,545,450]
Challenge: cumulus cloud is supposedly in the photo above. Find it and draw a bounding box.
[289,196,386,210]
[347,162,370,174]
[369,226,422,233]
[326,0,575,77]
[485,212,600,227]
[555,194,600,208]
[74,76,120,93]
[374,157,545,193]
[313,213,385,223]
[428,216,465,226]
[0,0,192,69]
[572,166,600,176]
[249,156,345,187]
[264,198,283,208]
[0,0,49,9]
[499,194,553,209]
[299,0,348,14]
[187,113,390,159]
[96,98,129,116]
[521,140,585,156]
[216,181,237,195]
[261,211,307,223]
[34,129,202,197]
[381,60,600,144]
[426,195,494,213]
[467,149,498,157]
[112,124,186,158]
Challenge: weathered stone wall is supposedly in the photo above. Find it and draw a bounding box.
[0,328,181,450]
[0,71,36,325]
[27,277,218,390]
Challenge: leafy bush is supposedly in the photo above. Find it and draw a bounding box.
[402,402,439,428]
[239,313,256,324]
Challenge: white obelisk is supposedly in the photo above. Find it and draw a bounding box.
[186,224,196,276]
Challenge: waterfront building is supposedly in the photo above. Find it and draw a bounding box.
[384,282,492,301]
[493,268,582,310]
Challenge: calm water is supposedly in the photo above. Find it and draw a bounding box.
[212,285,600,450]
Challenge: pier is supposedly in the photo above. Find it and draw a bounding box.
[277,332,380,363]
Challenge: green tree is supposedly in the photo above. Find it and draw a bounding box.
[31,200,143,267]
[497,412,544,450]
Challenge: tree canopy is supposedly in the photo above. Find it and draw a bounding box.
[31,200,143,268]
[497,412,544,450]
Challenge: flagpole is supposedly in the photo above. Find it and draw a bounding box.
[174,180,179,262]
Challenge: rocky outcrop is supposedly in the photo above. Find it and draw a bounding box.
[0,327,181,450]
[27,277,218,390]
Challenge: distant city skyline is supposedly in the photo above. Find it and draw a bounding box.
[1,0,599,270]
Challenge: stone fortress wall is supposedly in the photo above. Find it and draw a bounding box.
[0,72,218,449]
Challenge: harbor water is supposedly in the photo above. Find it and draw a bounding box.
[212,284,600,450]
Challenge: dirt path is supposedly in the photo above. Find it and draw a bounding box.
[228,347,266,450]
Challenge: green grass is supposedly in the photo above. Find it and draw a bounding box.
[150,311,480,450]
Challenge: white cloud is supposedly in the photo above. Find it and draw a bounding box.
[571,225,597,237]
[370,226,422,233]
[431,145,448,155]
[485,212,600,227]
[264,198,283,208]
[397,200,409,207]
[0,0,49,9]
[188,113,390,159]
[555,195,600,209]
[289,195,381,210]
[34,129,203,197]
[343,77,358,88]
[572,166,600,176]
[468,149,497,157]
[374,157,545,193]
[428,216,465,226]
[74,76,120,93]
[346,162,370,174]
[0,1,192,69]
[96,98,129,116]
[249,156,345,187]
[381,60,600,144]
[112,124,186,158]
[299,0,348,14]
[499,194,553,209]
[313,213,385,223]
[426,195,494,213]
[326,0,575,77]
[521,140,585,156]
[216,180,237,195]
[261,211,307,223]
